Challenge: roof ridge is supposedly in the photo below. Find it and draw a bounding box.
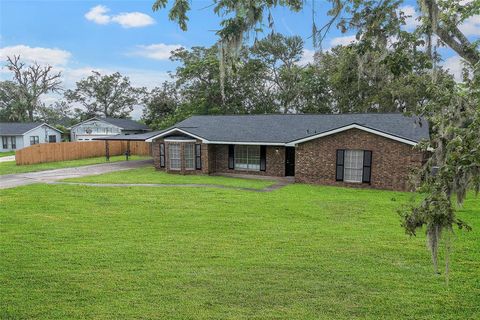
[188,112,408,117]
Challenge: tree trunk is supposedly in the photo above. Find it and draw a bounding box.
[421,0,480,66]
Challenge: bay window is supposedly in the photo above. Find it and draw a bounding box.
[168,144,181,170]
[184,143,195,170]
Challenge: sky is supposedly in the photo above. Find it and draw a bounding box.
[0,0,479,119]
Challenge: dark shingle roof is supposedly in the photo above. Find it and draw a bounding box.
[173,113,429,144]
[101,118,150,131]
[93,130,165,141]
[0,122,44,135]
[93,113,430,144]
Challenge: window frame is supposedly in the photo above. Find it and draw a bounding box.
[184,143,195,170]
[11,136,16,149]
[195,144,202,170]
[48,135,57,143]
[30,136,39,145]
[234,145,261,171]
[168,143,181,171]
[159,143,165,168]
[2,136,7,149]
[343,149,364,183]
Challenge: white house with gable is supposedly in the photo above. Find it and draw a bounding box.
[70,117,150,141]
[0,122,63,152]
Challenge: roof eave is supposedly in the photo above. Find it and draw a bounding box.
[286,124,420,146]
[23,123,63,135]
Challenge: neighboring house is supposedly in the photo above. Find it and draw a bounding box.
[70,117,150,141]
[0,123,63,152]
[96,113,430,191]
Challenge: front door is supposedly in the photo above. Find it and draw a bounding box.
[285,147,295,176]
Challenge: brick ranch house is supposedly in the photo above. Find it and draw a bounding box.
[98,113,429,191]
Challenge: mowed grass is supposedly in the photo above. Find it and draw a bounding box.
[0,155,150,175]
[0,151,15,158]
[64,167,276,189]
[0,182,479,319]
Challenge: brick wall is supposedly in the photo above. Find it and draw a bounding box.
[212,145,285,177]
[152,139,207,174]
[152,129,423,191]
[295,129,424,191]
[152,141,163,170]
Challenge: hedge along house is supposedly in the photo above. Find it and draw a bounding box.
[96,113,429,191]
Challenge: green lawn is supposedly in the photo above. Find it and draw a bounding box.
[0,151,15,158]
[64,167,276,189]
[0,155,150,175]
[0,182,479,319]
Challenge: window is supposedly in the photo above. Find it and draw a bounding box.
[169,144,181,170]
[184,143,195,170]
[48,135,57,143]
[344,150,364,183]
[30,136,39,145]
[2,136,7,149]
[234,145,260,171]
[195,144,202,170]
[11,137,16,149]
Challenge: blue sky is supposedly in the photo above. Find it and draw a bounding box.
[0,1,478,118]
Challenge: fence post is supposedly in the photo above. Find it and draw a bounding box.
[105,141,110,161]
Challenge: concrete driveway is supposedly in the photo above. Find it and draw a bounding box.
[0,159,152,189]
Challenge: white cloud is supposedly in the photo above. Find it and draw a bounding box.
[442,55,466,81]
[130,43,183,60]
[85,5,155,28]
[111,12,155,28]
[85,5,111,25]
[0,45,71,66]
[298,49,315,65]
[330,35,357,47]
[400,5,420,30]
[459,15,480,36]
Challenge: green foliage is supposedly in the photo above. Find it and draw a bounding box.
[141,82,179,129]
[65,71,145,120]
[36,101,73,125]
[1,55,62,122]
[399,65,479,275]
[0,81,27,122]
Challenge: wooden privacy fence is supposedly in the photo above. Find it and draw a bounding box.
[15,141,152,165]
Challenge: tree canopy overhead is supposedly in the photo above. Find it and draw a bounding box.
[153,0,479,67]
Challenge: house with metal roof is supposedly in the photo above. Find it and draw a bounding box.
[70,117,151,141]
[0,122,63,152]
[95,113,429,191]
